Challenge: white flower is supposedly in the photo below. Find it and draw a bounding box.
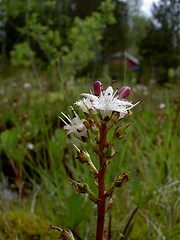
[60,108,88,140]
[159,103,166,109]
[27,142,34,150]
[75,98,94,114]
[79,86,139,119]
[23,82,31,89]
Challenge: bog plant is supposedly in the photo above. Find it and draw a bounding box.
[52,81,140,240]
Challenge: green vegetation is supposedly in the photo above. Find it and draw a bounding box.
[0,209,58,240]
[1,0,179,83]
[0,73,179,239]
[0,0,179,239]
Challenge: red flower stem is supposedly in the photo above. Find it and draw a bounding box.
[96,124,108,240]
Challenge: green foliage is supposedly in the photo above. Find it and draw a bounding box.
[1,129,26,164]
[102,0,129,56]
[26,13,62,66]
[1,0,117,80]
[11,42,34,67]
[128,15,151,56]
[0,73,180,239]
[61,0,116,79]
[139,0,180,83]
[2,0,25,19]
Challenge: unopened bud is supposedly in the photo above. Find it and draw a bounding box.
[103,143,116,159]
[93,81,103,96]
[127,110,132,117]
[60,230,74,240]
[73,144,98,175]
[89,120,99,133]
[50,226,74,240]
[69,178,97,203]
[83,119,90,129]
[69,179,88,193]
[76,149,90,163]
[118,86,131,99]
[114,122,132,139]
[106,173,129,196]
[114,173,129,188]
[73,143,91,161]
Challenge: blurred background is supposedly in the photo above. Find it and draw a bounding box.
[0,0,180,239]
[0,0,179,83]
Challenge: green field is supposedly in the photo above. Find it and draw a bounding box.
[0,73,179,240]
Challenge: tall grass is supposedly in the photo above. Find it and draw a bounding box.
[0,74,179,239]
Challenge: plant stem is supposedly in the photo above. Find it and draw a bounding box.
[96,124,107,240]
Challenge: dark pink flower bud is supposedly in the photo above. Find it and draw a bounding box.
[118,86,131,99]
[93,81,103,96]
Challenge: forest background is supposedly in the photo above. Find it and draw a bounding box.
[0,0,179,82]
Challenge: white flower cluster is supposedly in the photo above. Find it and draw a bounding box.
[77,86,138,119]
[60,82,139,140]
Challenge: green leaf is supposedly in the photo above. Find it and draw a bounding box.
[1,129,19,155]
[1,129,26,164]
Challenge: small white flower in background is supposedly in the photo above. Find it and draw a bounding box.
[60,108,88,140]
[23,82,31,89]
[12,101,18,108]
[27,142,34,150]
[159,103,166,109]
[133,84,149,96]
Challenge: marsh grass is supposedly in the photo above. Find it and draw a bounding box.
[0,74,179,239]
